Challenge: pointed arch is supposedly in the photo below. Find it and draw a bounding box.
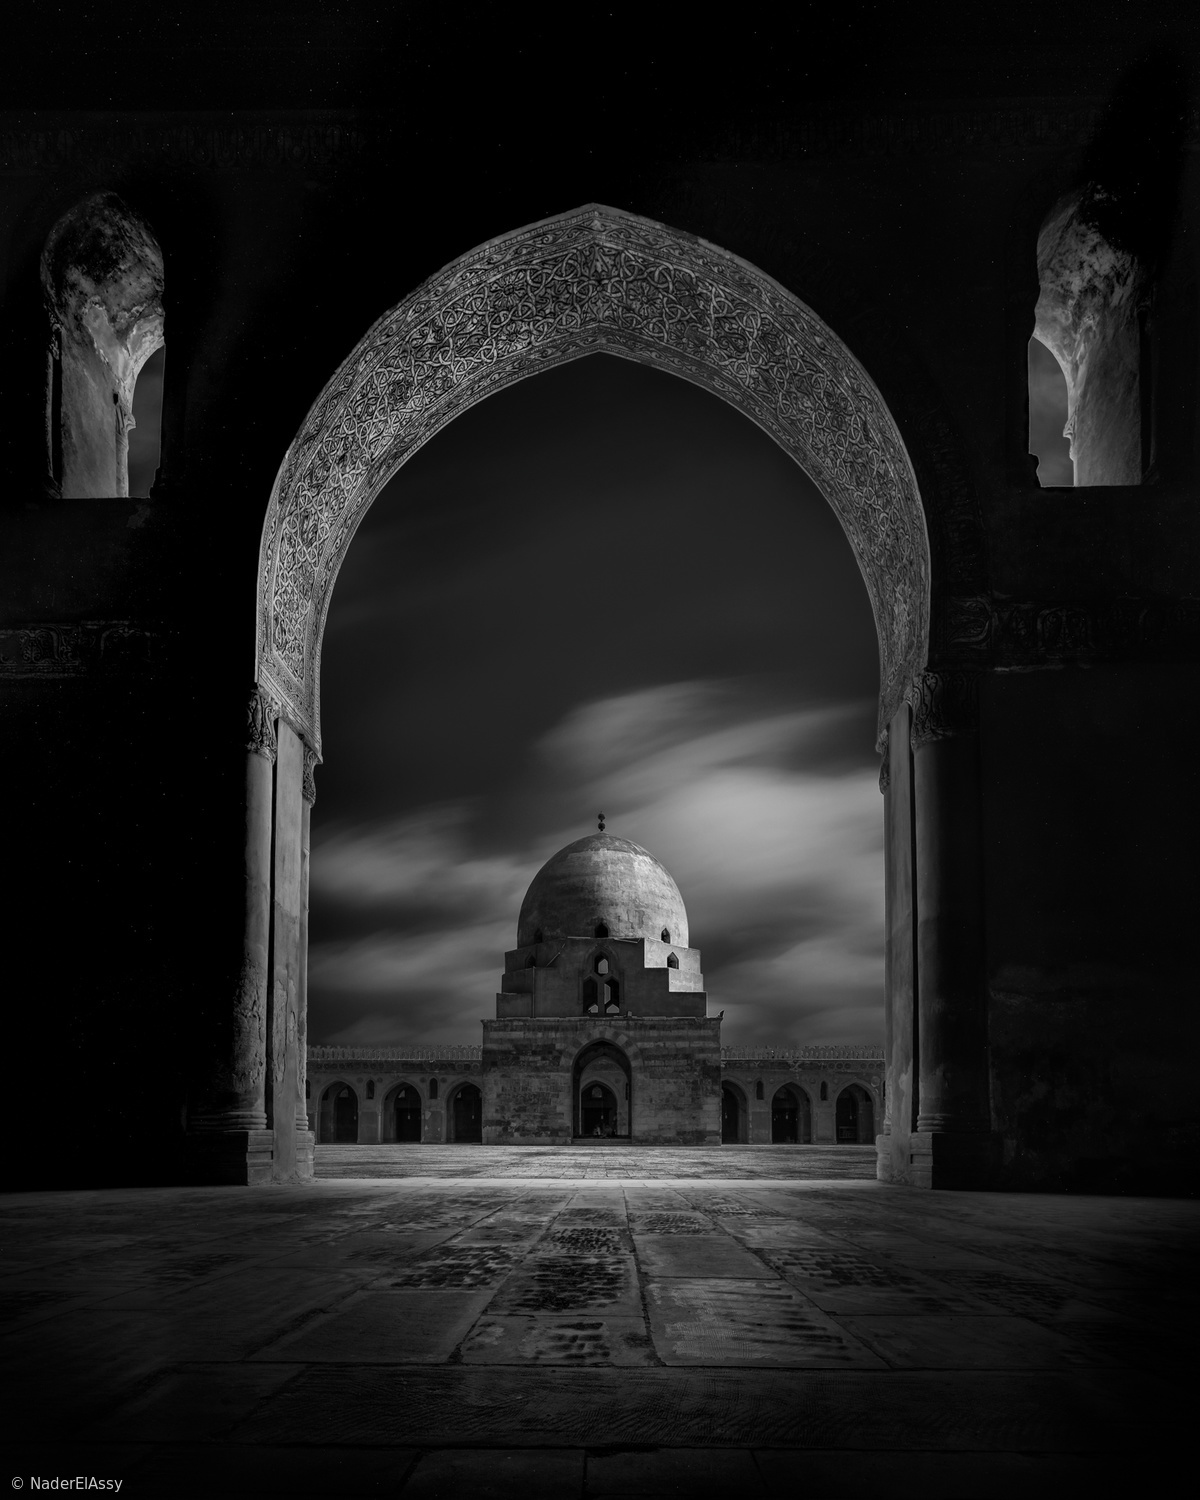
[256,205,930,751]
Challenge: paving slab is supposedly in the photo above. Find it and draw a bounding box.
[399,1447,586,1498]
[489,1254,643,1315]
[230,1365,1170,1451]
[634,1234,777,1278]
[461,1314,657,1365]
[646,1278,884,1366]
[837,1313,1116,1369]
[251,1289,493,1363]
[80,1362,305,1442]
[586,1446,766,1496]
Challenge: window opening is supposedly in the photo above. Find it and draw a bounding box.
[40,193,165,499]
[820,1081,828,1101]
[366,1080,375,1100]
[661,928,670,942]
[603,979,620,1014]
[127,344,165,497]
[666,952,679,969]
[755,1079,764,1101]
[593,954,610,974]
[429,1078,439,1100]
[583,977,599,1014]
[1031,185,1148,487]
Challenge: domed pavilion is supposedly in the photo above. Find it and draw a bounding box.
[482,829,722,1144]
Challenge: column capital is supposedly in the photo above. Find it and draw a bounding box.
[247,684,279,763]
[302,743,320,805]
[906,670,980,750]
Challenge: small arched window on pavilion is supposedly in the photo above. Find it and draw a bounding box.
[593,954,610,975]
[666,952,679,970]
[594,923,609,938]
[533,929,544,943]
[525,953,537,968]
[41,193,165,499]
[661,928,671,942]
[366,1080,375,1100]
[429,1078,439,1100]
[583,977,599,1014]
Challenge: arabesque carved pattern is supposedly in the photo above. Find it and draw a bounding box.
[906,671,981,748]
[257,207,931,749]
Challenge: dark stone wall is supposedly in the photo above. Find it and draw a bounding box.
[2,57,1198,1188]
[483,1019,721,1145]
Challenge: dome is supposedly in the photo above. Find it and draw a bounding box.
[518,834,688,948]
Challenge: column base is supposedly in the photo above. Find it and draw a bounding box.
[908,1130,999,1190]
[185,1128,275,1185]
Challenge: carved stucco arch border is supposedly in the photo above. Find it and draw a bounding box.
[256,205,930,752]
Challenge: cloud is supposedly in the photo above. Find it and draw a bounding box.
[308,680,884,1048]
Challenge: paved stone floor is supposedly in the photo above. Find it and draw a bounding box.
[314,1143,881,1179]
[1,1150,1195,1497]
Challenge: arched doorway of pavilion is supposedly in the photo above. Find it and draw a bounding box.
[447,1083,482,1143]
[319,1082,358,1144]
[836,1083,875,1143]
[722,1083,748,1144]
[227,204,950,1189]
[573,1040,632,1140]
[771,1084,812,1144]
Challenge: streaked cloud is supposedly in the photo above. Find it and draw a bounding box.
[308,680,883,1049]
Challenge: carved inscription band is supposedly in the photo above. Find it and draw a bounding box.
[256,205,931,753]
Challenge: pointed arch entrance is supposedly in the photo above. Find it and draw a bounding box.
[206,204,969,1189]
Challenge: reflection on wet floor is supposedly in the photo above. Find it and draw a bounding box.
[1,1166,1194,1495]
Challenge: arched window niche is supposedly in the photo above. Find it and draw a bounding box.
[1030,184,1148,488]
[40,192,165,499]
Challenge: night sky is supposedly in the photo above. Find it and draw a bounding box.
[308,353,883,1050]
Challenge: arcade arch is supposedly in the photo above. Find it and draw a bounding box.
[771,1084,813,1144]
[318,1082,358,1144]
[836,1082,876,1144]
[721,1082,749,1144]
[446,1082,482,1143]
[205,203,989,1190]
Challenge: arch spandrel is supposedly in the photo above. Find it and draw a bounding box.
[257,205,930,750]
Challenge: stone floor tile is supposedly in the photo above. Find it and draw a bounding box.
[836,1313,1117,1369]
[752,1447,1148,1498]
[461,1315,657,1365]
[724,1220,857,1247]
[3,1444,151,1496]
[489,1254,643,1315]
[585,1447,765,1496]
[79,1362,305,1442]
[645,1279,885,1366]
[628,1211,719,1234]
[123,1441,420,1496]
[400,1447,585,1497]
[634,1234,777,1278]
[251,1288,494,1363]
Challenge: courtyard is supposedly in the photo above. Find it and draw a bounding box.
[1,1146,1193,1496]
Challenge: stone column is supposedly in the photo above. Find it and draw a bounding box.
[294,744,319,1177]
[268,721,306,1182]
[186,686,276,1184]
[907,672,995,1188]
[877,705,919,1184]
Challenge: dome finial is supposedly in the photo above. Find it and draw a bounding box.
[597,811,606,832]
